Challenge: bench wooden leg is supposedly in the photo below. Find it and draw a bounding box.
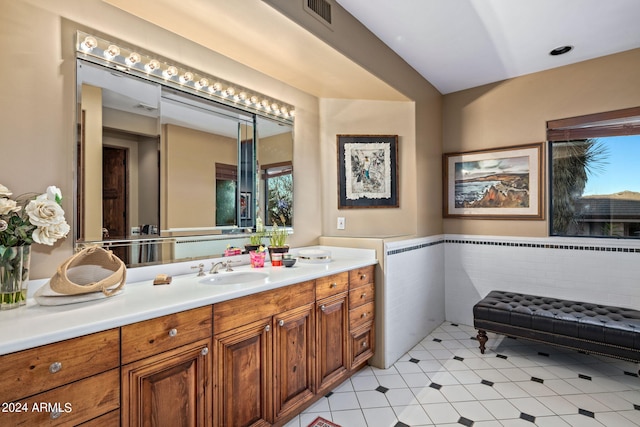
[477,330,488,354]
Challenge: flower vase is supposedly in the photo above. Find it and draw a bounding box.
[0,245,31,310]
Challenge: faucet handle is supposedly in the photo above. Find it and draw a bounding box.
[191,263,205,276]
[223,260,238,272]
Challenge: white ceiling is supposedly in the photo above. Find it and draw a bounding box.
[336,0,640,94]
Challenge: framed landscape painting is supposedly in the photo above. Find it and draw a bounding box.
[337,135,399,209]
[443,143,543,219]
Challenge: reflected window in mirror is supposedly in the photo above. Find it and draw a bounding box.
[262,163,293,227]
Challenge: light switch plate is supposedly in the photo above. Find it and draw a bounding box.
[337,217,345,230]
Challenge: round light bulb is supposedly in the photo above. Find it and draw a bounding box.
[126,52,141,66]
[226,87,235,96]
[179,72,193,83]
[163,66,178,78]
[145,59,160,72]
[104,45,120,59]
[250,96,259,105]
[212,82,222,92]
[81,36,97,52]
[195,78,209,89]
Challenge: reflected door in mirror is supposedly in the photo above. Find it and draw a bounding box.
[103,146,129,262]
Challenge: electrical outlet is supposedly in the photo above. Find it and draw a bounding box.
[337,217,345,230]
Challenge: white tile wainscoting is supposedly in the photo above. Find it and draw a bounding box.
[384,237,446,369]
[445,235,640,327]
[377,234,640,369]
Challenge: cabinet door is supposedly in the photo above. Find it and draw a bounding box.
[213,318,272,427]
[121,338,212,427]
[316,293,349,393]
[273,304,315,422]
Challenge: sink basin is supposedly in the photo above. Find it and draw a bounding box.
[198,271,268,285]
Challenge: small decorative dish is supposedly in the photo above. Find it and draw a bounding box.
[283,257,297,268]
[297,249,331,264]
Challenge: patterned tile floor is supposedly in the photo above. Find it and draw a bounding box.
[285,322,640,427]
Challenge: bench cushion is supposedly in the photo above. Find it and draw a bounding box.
[473,290,640,361]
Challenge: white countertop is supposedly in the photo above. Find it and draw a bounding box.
[0,246,376,355]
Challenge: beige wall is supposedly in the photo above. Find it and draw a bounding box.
[1,0,320,278]
[258,133,293,166]
[443,48,640,237]
[265,0,445,238]
[319,99,417,237]
[164,124,236,229]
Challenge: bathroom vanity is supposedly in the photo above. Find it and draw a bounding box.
[0,247,376,426]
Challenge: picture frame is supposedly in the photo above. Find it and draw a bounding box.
[443,143,543,219]
[240,192,251,220]
[337,135,399,209]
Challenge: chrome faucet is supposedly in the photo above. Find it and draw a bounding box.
[210,260,238,274]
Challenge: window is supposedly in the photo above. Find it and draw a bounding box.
[262,162,293,227]
[548,107,640,238]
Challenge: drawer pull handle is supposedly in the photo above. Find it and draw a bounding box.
[168,328,178,337]
[49,362,62,374]
[265,325,271,332]
[361,312,368,318]
[361,293,367,298]
[201,347,209,356]
[320,305,326,312]
[330,283,337,288]
[279,319,285,327]
[360,274,367,280]
[362,341,367,348]
[50,410,62,420]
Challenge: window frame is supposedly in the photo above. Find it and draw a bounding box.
[547,106,640,239]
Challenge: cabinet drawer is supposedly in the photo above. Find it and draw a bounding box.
[214,280,315,334]
[122,306,212,364]
[1,368,119,426]
[350,324,375,369]
[315,272,348,300]
[349,282,374,309]
[0,329,119,402]
[349,265,374,288]
[349,302,374,330]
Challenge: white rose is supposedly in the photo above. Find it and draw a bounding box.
[45,186,63,203]
[0,197,21,215]
[32,221,70,246]
[0,184,12,197]
[25,198,66,227]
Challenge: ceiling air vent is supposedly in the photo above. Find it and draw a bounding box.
[304,0,333,28]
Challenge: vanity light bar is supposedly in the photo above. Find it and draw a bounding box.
[76,31,295,124]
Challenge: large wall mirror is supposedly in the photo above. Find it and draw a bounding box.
[75,39,294,267]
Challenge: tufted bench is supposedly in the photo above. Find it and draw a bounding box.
[473,290,640,362]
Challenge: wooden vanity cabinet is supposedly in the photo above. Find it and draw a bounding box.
[121,306,213,427]
[0,329,120,426]
[213,281,315,427]
[315,272,349,394]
